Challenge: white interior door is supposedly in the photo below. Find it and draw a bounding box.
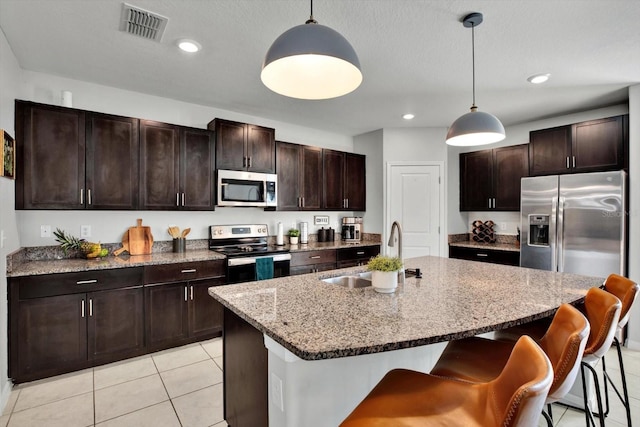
[387,163,443,258]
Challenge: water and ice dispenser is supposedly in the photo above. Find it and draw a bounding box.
[528,215,549,246]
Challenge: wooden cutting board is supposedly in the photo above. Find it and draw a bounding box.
[115,219,153,256]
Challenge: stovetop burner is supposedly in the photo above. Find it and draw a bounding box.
[208,224,289,258]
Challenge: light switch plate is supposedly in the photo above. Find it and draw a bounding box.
[271,373,284,411]
[80,225,92,238]
[314,215,330,226]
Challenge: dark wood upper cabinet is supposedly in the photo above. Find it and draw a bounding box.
[276,141,322,211]
[460,144,528,211]
[140,121,214,210]
[86,113,139,209]
[323,150,366,211]
[15,101,86,209]
[209,118,275,173]
[529,115,627,176]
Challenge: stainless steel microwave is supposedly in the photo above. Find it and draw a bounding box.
[217,170,277,207]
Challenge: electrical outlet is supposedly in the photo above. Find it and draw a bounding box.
[271,373,284,411]
[80,225,92,238]
[40,225,51,238]
[314,215,330,226]
[499,222,507,231]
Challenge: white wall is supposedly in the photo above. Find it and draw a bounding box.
[626,84,640,350]
[16,71,357,246]
[354,130,383,234]
[0,28,23,412]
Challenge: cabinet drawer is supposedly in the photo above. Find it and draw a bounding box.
[290,250,336,267]
[449,246,520,266]
[144,260,226,284]
[18,267,143,299]
[337,245,380,262]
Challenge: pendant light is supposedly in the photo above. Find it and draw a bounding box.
[446,12,505,146]
[261,0,362,100]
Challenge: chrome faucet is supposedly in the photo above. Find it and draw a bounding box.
[388,221,405,284]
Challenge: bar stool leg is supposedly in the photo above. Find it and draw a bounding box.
[602,337,632,426]
[581,361,606,427]
[542,409,554,427]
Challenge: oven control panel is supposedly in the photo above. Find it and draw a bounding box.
[210,224,269,240]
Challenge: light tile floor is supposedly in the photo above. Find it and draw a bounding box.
[0,338,227,427]
[0,337,637,426]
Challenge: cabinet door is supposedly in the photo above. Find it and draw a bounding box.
[189,279,225,338]
[17,294,87,379]
[460,150,493,211]
[181,128,215,210]
[301,145,323,210]
[16,101,85,209]
[344,153,366,211]
[493,144,529,211]
[86,113,139,209]
[529,126,571,176]
[140,120,181,209]
[247,124,275,173]
[323,149,345,210]
[88,287,144,361]
[145,283,189,350]
[572,116,624,172]
[276,142,302,210]
[213,119,246,171]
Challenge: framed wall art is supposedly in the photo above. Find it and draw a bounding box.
[1,129,15,179]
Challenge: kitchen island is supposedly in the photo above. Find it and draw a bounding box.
[208,255,604,427]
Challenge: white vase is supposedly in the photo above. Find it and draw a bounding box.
[289,236,299,245]
[372,270,398,293]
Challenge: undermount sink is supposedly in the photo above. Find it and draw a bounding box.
[322,271,372,288]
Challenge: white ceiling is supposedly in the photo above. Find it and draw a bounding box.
[0,0,638,136]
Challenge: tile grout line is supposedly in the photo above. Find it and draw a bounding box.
[151,348,183,426]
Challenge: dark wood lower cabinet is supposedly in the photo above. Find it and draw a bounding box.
[223,307,268,427]
[449,245,520,266]
[88,287,145,361]
[190,279,224,338]
[16,293,88,381]
[145,283,190,350]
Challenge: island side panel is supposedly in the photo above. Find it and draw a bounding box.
[223,307,268,427]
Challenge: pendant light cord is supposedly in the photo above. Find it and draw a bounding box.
[471,23,476,108]
[306,0,317,24]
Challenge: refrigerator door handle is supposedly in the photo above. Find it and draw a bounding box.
[556,197,565,272]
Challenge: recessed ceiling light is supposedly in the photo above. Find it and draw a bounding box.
[402,113,415,120]
[177,39,201,53]
[527,73,550,84]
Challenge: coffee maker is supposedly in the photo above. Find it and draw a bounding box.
[341,217,363,242]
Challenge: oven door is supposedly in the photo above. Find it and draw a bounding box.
[227,253,291,284]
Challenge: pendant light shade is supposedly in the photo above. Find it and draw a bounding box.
[261,2,362,100]
[446,13,505,146]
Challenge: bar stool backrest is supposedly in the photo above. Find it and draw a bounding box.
[490,336,553,427]
[538,303,590,402]
[582,287,621,363]
[604,273,639,330]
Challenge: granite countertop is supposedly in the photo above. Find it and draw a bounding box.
[7,250,227,277]
[449,240,521,252]
[288,240,380,252]
[209,256,603,361]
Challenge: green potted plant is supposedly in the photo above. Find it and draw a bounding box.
[288,228,300,245]
[367,255,403,293]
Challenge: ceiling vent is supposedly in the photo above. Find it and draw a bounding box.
[119,3,168,42]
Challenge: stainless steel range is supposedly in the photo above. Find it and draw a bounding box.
[209,224,291,284]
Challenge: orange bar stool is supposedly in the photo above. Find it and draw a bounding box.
[430,303,590,426]
[340,336,553,427]
[601,274,639,426]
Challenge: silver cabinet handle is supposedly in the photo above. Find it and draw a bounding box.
[302,197,305,208]
[190,285,194,301]
[243,157,246,168]
[248,157,252,168]
[488,198,492,209]
[181,193,185,206]
[184,287,188,302]
[572,156,576,168]
[89,298,93,317]
[181,269,197,273]
[76,279,98,285]
[176,193,180,206]
[566,156,570,169]
[80,188,84,205]
[88,189,92,205]
[357,251,365,255]
[310,255,321,259]
[476,253,489,257]
[81,300,85,318]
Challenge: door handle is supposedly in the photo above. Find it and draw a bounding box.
[572,156,576,168]
[248,157,252,168]
[89,298,93,317]
[184,287,188,302]
[476,253,489,257]
[81,300,85,318]
[80,189,84,205]
[190,285,194,301]
[310,255,321,259]
[181,193,185,206]
[181,269,197,273]
[88,189,92,205]
[243,157,247,168]
[76,279,98,285]
[557,197,565,272]
[176,193,180,207]
[566,156,570,169]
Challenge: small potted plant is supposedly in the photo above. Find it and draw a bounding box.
[288,228,300,245]
[367,255,403,293]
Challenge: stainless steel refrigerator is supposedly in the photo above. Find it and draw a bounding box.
[520,170,627,278]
